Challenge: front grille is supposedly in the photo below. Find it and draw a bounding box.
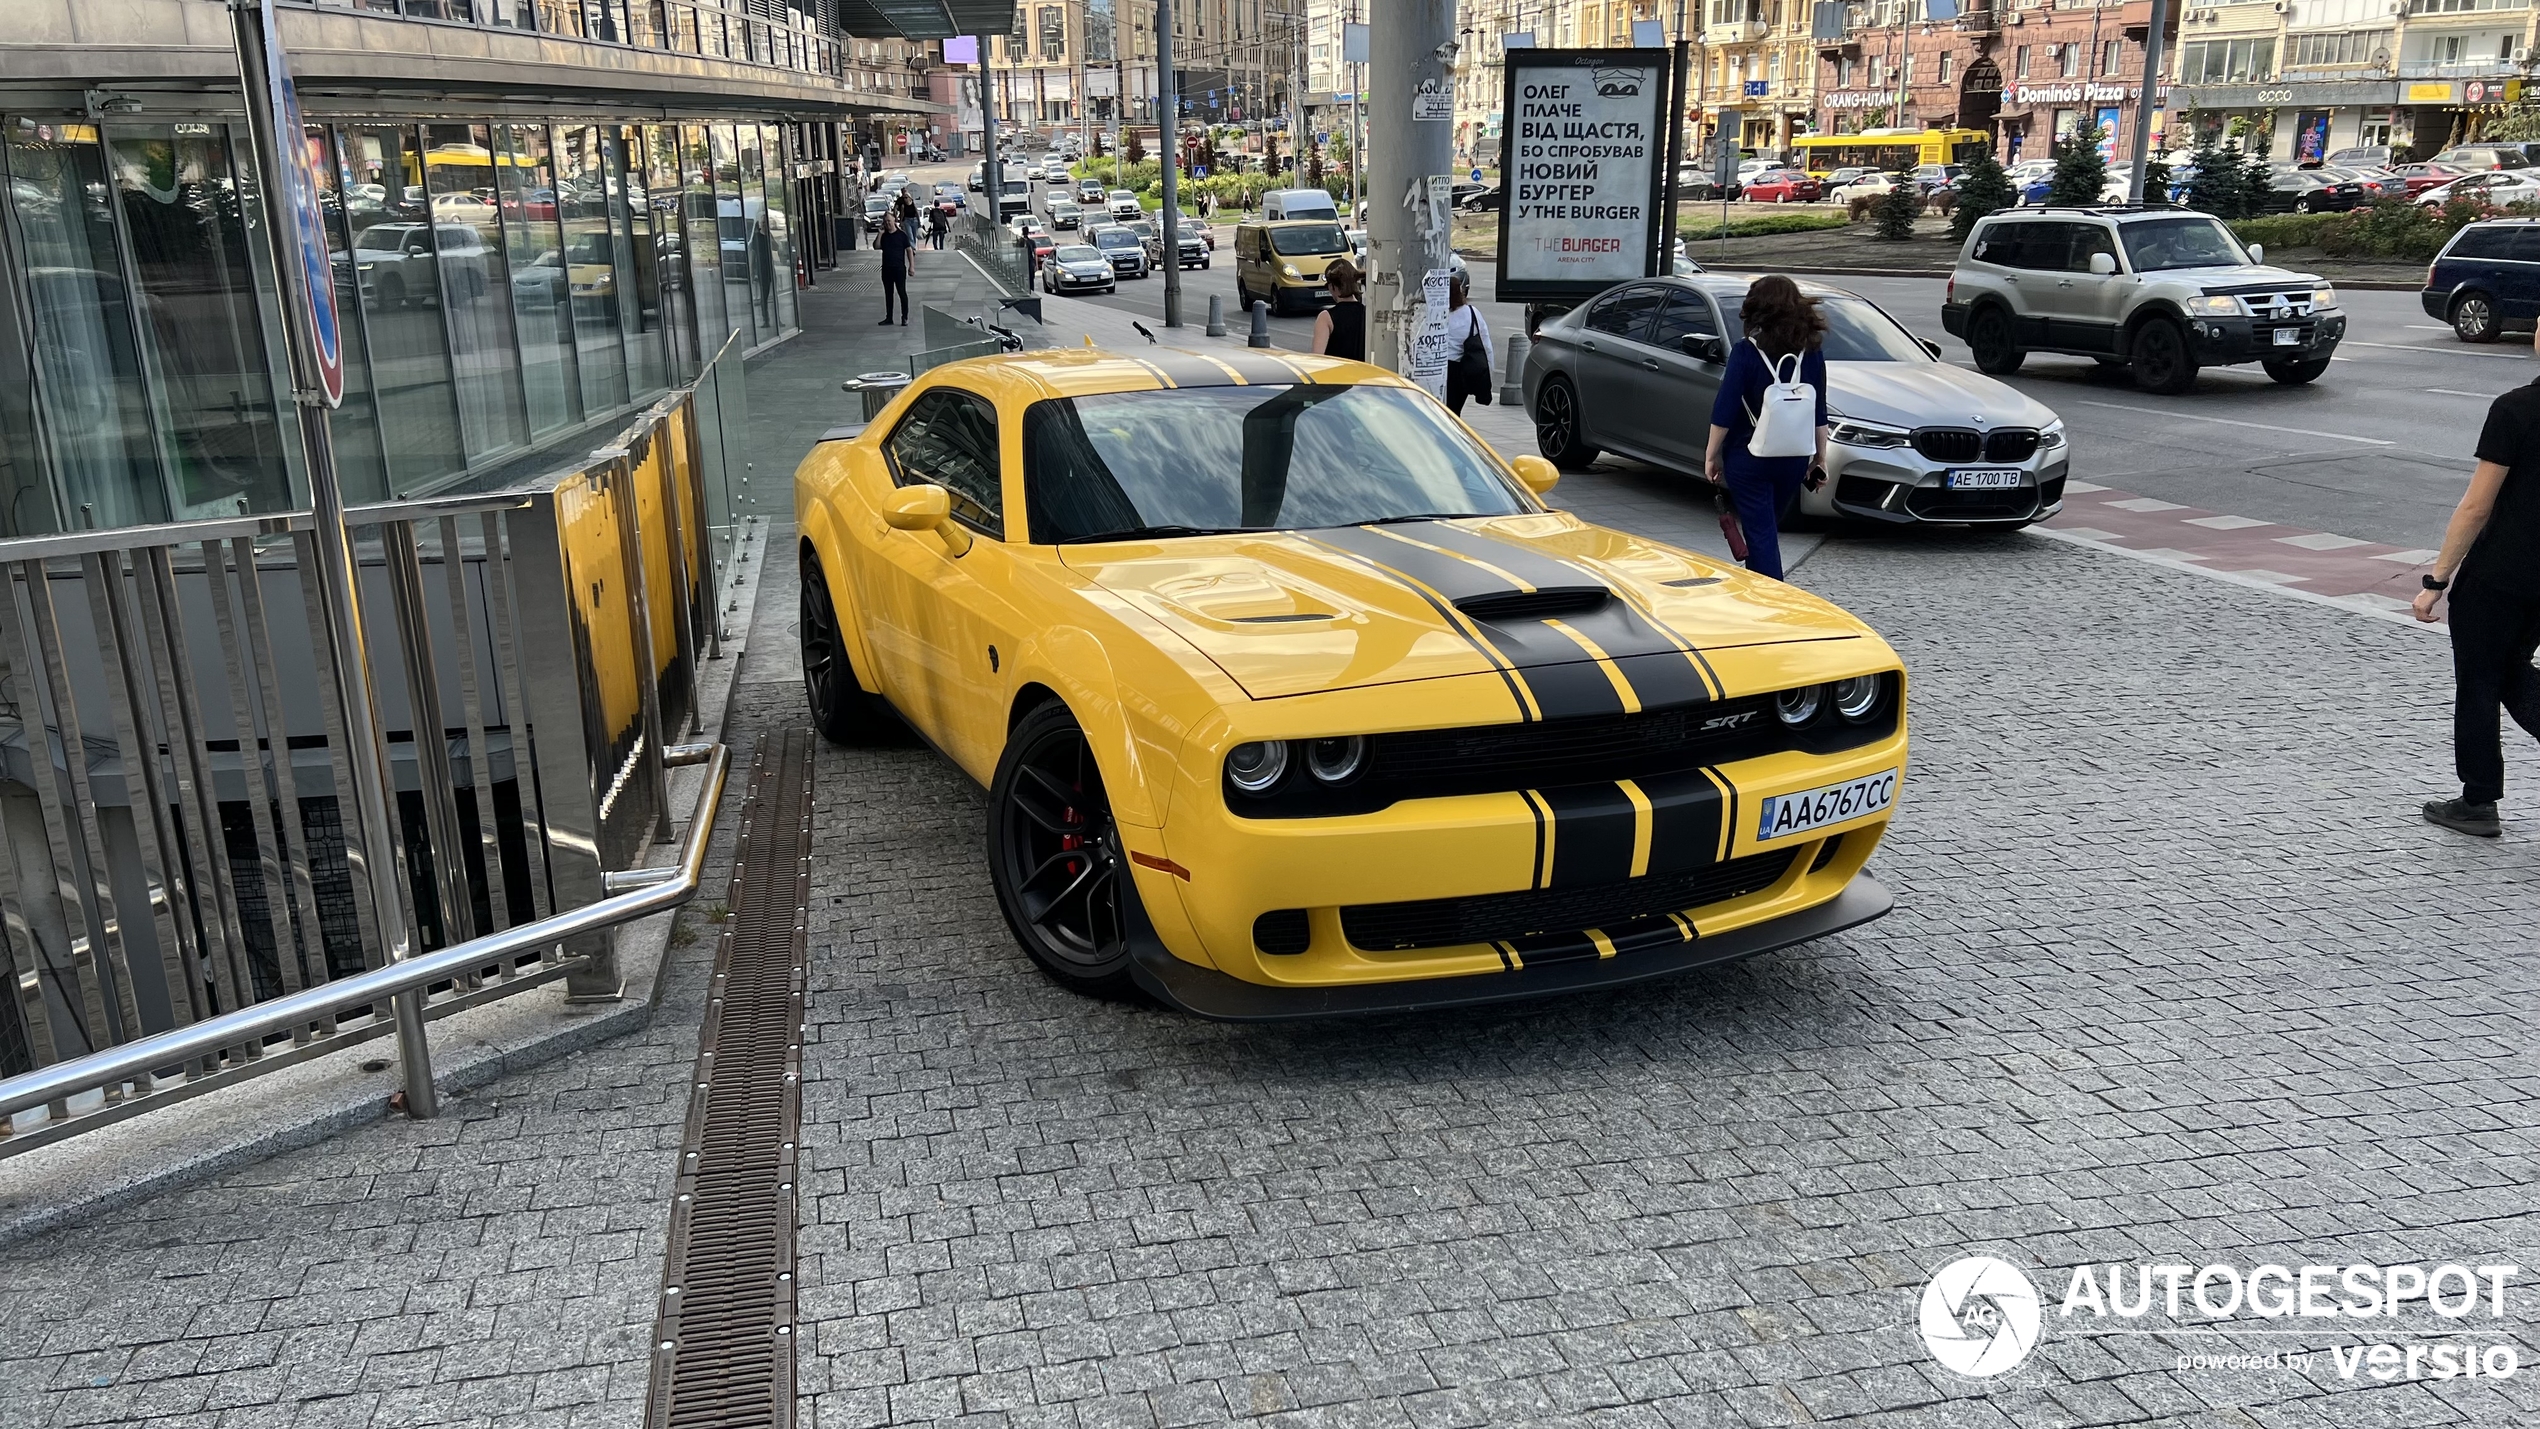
[1342,849,1799,951]
[1983,429,2039,461]
[1905,485,2039,521]
[1913,428,1981,462]
[1233,680,1901,818]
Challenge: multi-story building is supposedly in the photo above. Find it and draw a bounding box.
[984,0,1298,136]
[1812,0,2167,165]
[1452,0,1692,169]
[2166,0,2537,159]
[1699,0,1825,158]
[0,0,973,534]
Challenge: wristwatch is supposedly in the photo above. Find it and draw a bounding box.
[2423,574,2450,591]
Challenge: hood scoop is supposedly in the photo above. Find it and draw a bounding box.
[1453,586,1611,623]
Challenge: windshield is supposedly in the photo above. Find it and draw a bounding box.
[1095,229,1137,248]
[353,224,419,250]
[1270,222,1349,256]
[1722,294,1930,362]
[2118,216,2250,271]
[1024,385,1529,543]
[1003,180,1027,194]
[1054,245,1101,263]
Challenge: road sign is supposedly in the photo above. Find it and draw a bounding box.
[251,0,341,408]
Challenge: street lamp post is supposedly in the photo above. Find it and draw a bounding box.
[1159,0,1184,326]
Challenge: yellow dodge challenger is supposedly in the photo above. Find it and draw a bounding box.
[794,347,1907,1018]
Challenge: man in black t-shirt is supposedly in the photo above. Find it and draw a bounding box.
[2414,357,2540,835]
[876,214,913,326]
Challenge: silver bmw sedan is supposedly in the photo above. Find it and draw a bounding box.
[1521,274,2071,527]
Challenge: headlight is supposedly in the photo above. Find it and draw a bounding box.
[2038,420,2066,450]
[2312,286,2338,310]
[1774,685,1824,727]
[1282,263,1303,279]
[2183,294,2241,317]
[1226,741,1289,794]
[1828,417,1910,449]
[1832,675,1884,722]
[1305,736,1364,784]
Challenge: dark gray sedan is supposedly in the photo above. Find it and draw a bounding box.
[1522,274,2072,526]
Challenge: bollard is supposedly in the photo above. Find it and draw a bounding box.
[1248,299,1272,349]
[1206,293,1226,337]
[1500,332,1531,407]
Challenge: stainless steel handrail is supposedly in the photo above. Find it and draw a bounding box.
[0,744,729,1127]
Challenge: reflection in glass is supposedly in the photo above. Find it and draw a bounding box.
[555,125,631,416]
[305,125,393,504]
[0,227,53,534]
[495,122,580,438]
[759,124,797,334]
[682,125,727,356]
[607,125,670,396]
[712,123,754,347]
[647,124,696,381]
[109,124,298,519]
[737,124,776,342]
[339,124,465,491]
[423,122,528,462]
[5,119,166,529]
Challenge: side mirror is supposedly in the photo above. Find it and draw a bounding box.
[2087,251,2117,276]
[883,484,951,531]
[1920,337,1944,359]
[1682,333,1727,363]
[2247,242,2264,264]
[1509,454,1562,496]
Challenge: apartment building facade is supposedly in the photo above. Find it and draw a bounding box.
[982,0,1300,137]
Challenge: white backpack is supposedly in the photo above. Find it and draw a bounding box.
[1743,340,1818,459]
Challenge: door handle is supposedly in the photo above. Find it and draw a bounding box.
[1642,359,1660,371]
[1583,341,1598,351]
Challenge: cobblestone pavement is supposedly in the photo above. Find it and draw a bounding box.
[3,475,2538,1427]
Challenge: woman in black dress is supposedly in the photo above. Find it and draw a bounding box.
[1313,258,1366,361]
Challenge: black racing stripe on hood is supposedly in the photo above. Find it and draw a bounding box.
[1640,769,1729,877]
[1219,350,1312,385]
[1292,531,1535,719]
[1412,521,1721,705]
[1139,349,1246,388]
[1537,781,1637,887]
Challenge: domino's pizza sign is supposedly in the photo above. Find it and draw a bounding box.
[254,0,343,408]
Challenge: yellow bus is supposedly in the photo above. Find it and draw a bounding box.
[1791,128,1989,177]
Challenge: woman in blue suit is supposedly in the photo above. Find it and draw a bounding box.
[1704,275,1829,581]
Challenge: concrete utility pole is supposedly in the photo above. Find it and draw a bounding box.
[1160,0,1185,325]
[1366,0,1455,374]
[2125,0,2171,202]
[983,32,1003,228]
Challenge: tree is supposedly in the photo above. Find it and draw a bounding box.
[2046,123,2109,207]
[2182,130,2243,218]
[1873,160,1921,239]
[1124,126,1146,165]
[1951,144,2017,242]
[2240,144,2277,218]
[1305,141,1324,188]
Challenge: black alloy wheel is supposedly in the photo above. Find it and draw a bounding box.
[799,549,896,744]
[988,702,1142,998]
[2294,196,2316,213]
[1967,305,2025,375]
[2263,355,2332,385]
[2130,317,2199,395]
[1534,374,1602,470]
[2453,291,2501,343]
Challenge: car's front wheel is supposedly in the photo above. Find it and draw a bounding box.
[1967,305,2024,375]
[1534,374,1601,470]
[2264,355,2332,384]
[2453,290,2501,343]
[800,549,896,744]
[2130,317,2199,395]
[988,701,1143,999]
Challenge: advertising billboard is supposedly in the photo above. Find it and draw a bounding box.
[1493,48,1670,301]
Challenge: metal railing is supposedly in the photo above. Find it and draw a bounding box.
[0,373,727,1155]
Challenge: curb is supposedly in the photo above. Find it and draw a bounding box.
[0,516,775,1251]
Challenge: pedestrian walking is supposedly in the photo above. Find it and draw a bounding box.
[1703,275,1828,582]
[2415,333,2540,836]
[928,204,948,250]
[1442,273,1492,415]
[749,217,776,327]
[1313,258,1366,361]
[877,213,913,326]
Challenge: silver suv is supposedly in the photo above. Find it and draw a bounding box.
[1943,207,2346,394]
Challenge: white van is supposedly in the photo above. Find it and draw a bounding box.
[1261,187,1339,222]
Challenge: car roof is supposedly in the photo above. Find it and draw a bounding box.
[914,347,1389,402]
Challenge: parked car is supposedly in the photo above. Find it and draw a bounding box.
[1524,274,2068,527]
[1088,224,1151,278]
[2419,170,2540,209]
[2323,144,2399,169]
[1818,166,1875,192]
[2393,162,2471,196]
[1909,163,1965,191]
[1742,169,1821,203]
[1945,207,2344,392]
[1457,184,1504,211]
[2260,169,2368,213]
[346,221,489,308]
[2422,217,2540,342]
[2431,144,2534,172]
[2325,166,2402,201]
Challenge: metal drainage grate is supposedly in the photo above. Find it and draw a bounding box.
[646,728,815,1429]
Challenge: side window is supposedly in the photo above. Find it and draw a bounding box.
[2452,226,2512,260]
[884,390,1004,538]
[1645,290,1722,351]
[2508,228,2540,262]
[2009,222,2074,272]
[1971,222,2025,269]
[2068,224,2118,272]
[1583,285,1666,339]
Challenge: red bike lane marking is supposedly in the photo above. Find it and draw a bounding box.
[2039,481,2441,621]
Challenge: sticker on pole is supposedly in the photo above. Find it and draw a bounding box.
[1494,47,1670,300]
[256,0,343,408]
[1412,78,1454,123]
[1409,267,1455,399]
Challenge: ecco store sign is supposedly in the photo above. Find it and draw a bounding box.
[1921,1257,2524,1384]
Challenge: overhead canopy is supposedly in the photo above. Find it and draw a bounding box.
[834,0,1014,41]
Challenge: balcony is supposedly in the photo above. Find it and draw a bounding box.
[1704,19,1771,42]
[1957,4,2001,29]
[2397,57,2520,77]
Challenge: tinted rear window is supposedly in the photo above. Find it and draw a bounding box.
[2451,226,2517,260]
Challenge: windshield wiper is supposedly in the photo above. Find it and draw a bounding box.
[1058,524,1250,544]
[1353,513,1476,526]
